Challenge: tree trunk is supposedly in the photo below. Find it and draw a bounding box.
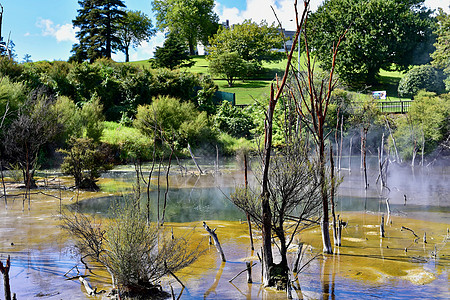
[319,137,332,254]
[188,41,195,56]
[261,85,275,286]
[362,128,368,190]
[125,46,129,62]
[244,154,254,251]
[330,146,338,246]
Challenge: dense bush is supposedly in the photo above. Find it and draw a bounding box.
[214,101,255,138]
[134,96,214,151]
[393,91,450,161]
[0,57,23,81]
[59,137,114,190]
[0,77,28,132]
[398,65,446,98]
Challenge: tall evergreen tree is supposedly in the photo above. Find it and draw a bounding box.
[151,33,194,69]
[71,0,126,62]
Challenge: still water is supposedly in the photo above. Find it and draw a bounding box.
[0,158,449,299]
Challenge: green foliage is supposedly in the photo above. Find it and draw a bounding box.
[67,61,103,102]
[207,20,283,74]
[71,0,126,62]
[216,132,255,156]
[59,137,113,189]
[52,96,83,143]
[80,95,105,142]
[195,74,218,114]
[151,33,194,70]
[101,121,154,162]
[0,57,23,81]
[398,65,445,98]
[117,10,156,62]
[348,94,381,130]
[208,52,247,87]
[0,77,27,130]
[431,8,450,90]
[214,101,255,138]
[309,0,435,86]
[134,96,213,150]
[152,0,219,54]
[393,91,450,160]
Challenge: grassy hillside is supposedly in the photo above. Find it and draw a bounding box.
[128,55,408,105]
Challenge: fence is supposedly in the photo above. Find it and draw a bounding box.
[377,100,412,114]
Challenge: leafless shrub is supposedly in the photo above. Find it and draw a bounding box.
[61,200,203,297]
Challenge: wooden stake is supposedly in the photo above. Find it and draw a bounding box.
[246,262,252,283]
[0,255,11,300]
[228,262,257,283]
[380,214,385,238]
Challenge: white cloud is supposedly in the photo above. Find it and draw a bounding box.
[36,18,77,43]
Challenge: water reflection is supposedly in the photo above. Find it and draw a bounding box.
[1,158,449,299]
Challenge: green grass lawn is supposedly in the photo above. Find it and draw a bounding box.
[375,69,409,101]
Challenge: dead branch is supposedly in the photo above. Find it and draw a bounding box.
[401,226,419,238]
[203,222,226,262]
[79,276,97,295]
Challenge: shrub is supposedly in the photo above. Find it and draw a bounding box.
[101,121,154,162]
[0,57,23,81]
[0,77,28,131]
[61,201,202,296]
[393,91,450,161]
[80,95,105,142]
[214,101,255,138]
[58,137,114,190]
[134,96,214,150]
[398,65,446,98]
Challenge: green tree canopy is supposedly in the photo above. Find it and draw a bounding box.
[117,10,156,62]
[152,0,219,55]
[151,33,194,70]
[71,0,126,62]
[431,8,450,90]
[207,20,283,66]
[208,52,247,87]
[309,0,435,86]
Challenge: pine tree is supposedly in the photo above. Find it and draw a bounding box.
[71,0,126,62]
[151,33,194,70]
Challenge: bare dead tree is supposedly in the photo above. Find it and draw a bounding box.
[4,91,61,190]
[288,9,349,254]
[61,201,203,297]
[231,141,322,289]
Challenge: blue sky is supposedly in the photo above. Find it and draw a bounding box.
[2,0,448,62]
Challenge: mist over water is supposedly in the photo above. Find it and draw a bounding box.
[74,156,450,224]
